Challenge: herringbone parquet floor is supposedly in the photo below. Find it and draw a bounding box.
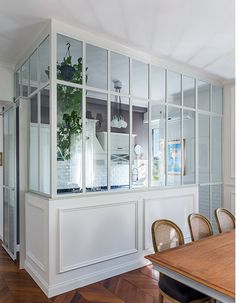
[0,243,162,303]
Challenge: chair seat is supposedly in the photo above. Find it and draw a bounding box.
[159,275,207,303]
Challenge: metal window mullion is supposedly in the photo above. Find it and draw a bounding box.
[37,91,41,192]
[50,28,57,197]
[165,70,168,186]
[195,79,198,186]
[129,58,133,189]
[82,42,86,193]
[129,98,133,189]
[148,65,152,187]
[181,74,183,185]
[107,50,111,191]
[209,85,213,222]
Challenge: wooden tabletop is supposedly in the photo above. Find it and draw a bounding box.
[146,231,235,299]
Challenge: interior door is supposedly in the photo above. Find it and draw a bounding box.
[2,105,17,260]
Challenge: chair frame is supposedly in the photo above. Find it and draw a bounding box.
[151,219,184,253]
[214,208,235,233]
[152,219,210,303]
[188,214,213,242]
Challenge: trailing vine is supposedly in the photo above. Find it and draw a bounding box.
[56,43,88,160]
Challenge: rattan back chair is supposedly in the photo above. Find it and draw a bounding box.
[215,208,235,233]
[151,219,184,253]
[188,214,213,242]
[151,219,210,303]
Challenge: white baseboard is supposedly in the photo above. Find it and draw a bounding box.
[24,260,49,297]
[25,257,147,298]
[48,259,147,297]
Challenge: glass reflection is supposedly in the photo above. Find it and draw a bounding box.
[39,36,50,85]
[183,76,195,108]
[132,60,148,98]
[212,86,223,114]
[110,95,130,190]
[151,66,165,101]
[86,91,108,192]
[151,103,165,186]
[29,50,38,93]
[168,71,181,105]
[86,44,107,90]
[167,106,181,186]
[111,52,129,94]
[198,81,210,111]
[198,114,210,183]
[57,84,83,193]
[132,99,149,188]
[183,110,195,184]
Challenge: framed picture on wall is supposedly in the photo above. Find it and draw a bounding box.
[167,139,186,175]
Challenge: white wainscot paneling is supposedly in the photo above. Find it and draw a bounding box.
[59,201,138,273]
[230,192,235,214]
[144,193,196,249]
[26,201,47,272]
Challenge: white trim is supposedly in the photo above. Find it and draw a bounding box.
[52,19,224,85]
[58,200,138,273]
[48,259,147,298]
[24,260,49,297]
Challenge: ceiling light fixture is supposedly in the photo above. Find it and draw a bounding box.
[111,80,127,129]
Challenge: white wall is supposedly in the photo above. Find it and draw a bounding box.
[0,62,14,240]
[223,82,235,213]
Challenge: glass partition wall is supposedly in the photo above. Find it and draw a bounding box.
[14,31,223,202]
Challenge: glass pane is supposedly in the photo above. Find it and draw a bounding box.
[39,36,50,85]
[110,95,130,189]
[57,84,83,193]
[183,76,195,108]
[183,110,195,184]
[212,86,223,114]
[86,44,107,90]
[151,103,165,186]
[40,87,50,194]
[167,106,181,186]
[132,60,148,98]
[211,184,222,233]
[168,71,181,105]
[57,34,83,84]
[212,117,222,182]
[8,189,15,254]
[7,108,15,189]
[132,99,148,188]
[199,185,210,220]
[29,94,39,191]
[111,52,129,94]
[22,60,29,97]
[151,66,165,101]
[15,69,21,98]
[3,188,9,247]
[29,50,38,93]
[199,114,210,183]
[198,81,210,111]
[86,91,108,192]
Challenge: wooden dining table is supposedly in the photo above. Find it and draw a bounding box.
[145,230,235,303]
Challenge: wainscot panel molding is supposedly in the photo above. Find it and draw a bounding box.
[58,201,138,273]
[25,186,198,297]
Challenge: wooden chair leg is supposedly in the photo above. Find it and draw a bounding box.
[159,292,164,303]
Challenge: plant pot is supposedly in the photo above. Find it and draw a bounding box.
[60,64,75,81]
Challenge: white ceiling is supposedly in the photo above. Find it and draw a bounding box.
[0,0,234,80]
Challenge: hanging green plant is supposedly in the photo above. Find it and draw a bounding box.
[56,42,88,161]
[57,110,82,161]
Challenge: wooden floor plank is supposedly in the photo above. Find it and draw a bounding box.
[0,241,163,303]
